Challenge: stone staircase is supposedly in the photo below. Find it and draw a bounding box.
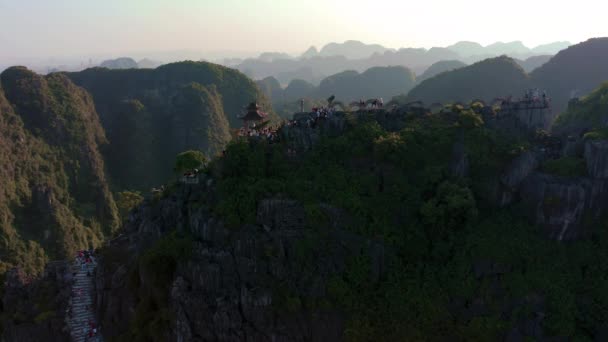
[67,256,102,342]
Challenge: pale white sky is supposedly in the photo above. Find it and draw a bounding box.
[0,0,606,61]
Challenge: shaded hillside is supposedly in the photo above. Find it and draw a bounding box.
[318,66,416,101]
[268,66,416,106]
[0,67,119,274]
[446,41,486,57]
[319,40,391,59]
[300,46,319,58]
[237,47,459,84]
[67,61,272,191]
[531,38,608,114]
[417,60,467,82]
[283,79,316,102]
[405,56,531,104]
[532,41,571,55]
[515,55,552,72]
[100,57,138,69]
[485,41,529,56]
[553,82,608,136]
[256,76,283,102]
[447,40,569,58]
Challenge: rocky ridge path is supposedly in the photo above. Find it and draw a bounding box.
[67,257,102,342]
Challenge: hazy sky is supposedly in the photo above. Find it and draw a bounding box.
[0,0,606,61]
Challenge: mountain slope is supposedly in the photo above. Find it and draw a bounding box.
[0,67,119,274]
[532,41,571,54]
[405,56,531,104]
[67,61,265,191]
[100,57,138,69]
[318,66,416,101]
[256,76,283,102]
[552,82,608,135]
[515,55,552,72]
[418,60,467,82]
[531,37,608,114]
[446,41,486,57]
[319,40,391,59]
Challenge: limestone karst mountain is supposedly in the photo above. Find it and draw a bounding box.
[531,41,571,55]
[99,57,138,69]
[531,37,608,115]
[514,55,552,73]
[404,55,531,104]
[318,40,392,59]
[67,61,274,191]
[318,66,416,101]
[236,40,568,86]
[417,60,468,82]
[0,67,120,274]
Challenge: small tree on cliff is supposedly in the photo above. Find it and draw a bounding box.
[116,191,144,224]
[174,150,207,174]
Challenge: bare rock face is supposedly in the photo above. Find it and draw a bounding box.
[520,173,608,240]
[449,132,469,178]
[584,139,608,179]
[501,151,540,190]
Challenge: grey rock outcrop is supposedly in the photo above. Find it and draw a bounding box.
[450,131,469,178]
[584,139,608,179]
[520,173,608,240]
[501,151,540,190]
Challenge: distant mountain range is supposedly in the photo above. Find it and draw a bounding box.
[231,40,571,85]
[99,57,164,69]
[400,38,608,115]
[258,38,608,119]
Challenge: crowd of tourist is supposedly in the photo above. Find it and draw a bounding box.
[237,122,280,143]
[68,249,100,341]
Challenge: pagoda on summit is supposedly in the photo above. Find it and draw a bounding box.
[240,102,268,131]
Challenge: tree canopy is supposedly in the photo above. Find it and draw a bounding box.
[174,150,207,173]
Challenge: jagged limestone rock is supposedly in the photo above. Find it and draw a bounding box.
[584,139,608,179]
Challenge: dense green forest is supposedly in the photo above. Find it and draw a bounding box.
[0,67,119,274]
[201,102,608,340]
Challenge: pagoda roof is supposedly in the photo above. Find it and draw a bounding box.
[240,102,268,121]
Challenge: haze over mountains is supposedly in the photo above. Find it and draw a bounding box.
[231,39,571,85]
[0,39,570,80]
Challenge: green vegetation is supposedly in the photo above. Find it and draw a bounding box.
[0,67,119,274]
[530,38,608,115]
[116,191,144,224]
[541,157,588,177]
[208,108,608,340]
[553,82,608,134]
[174,150,207,173]
[583,127,608,140]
